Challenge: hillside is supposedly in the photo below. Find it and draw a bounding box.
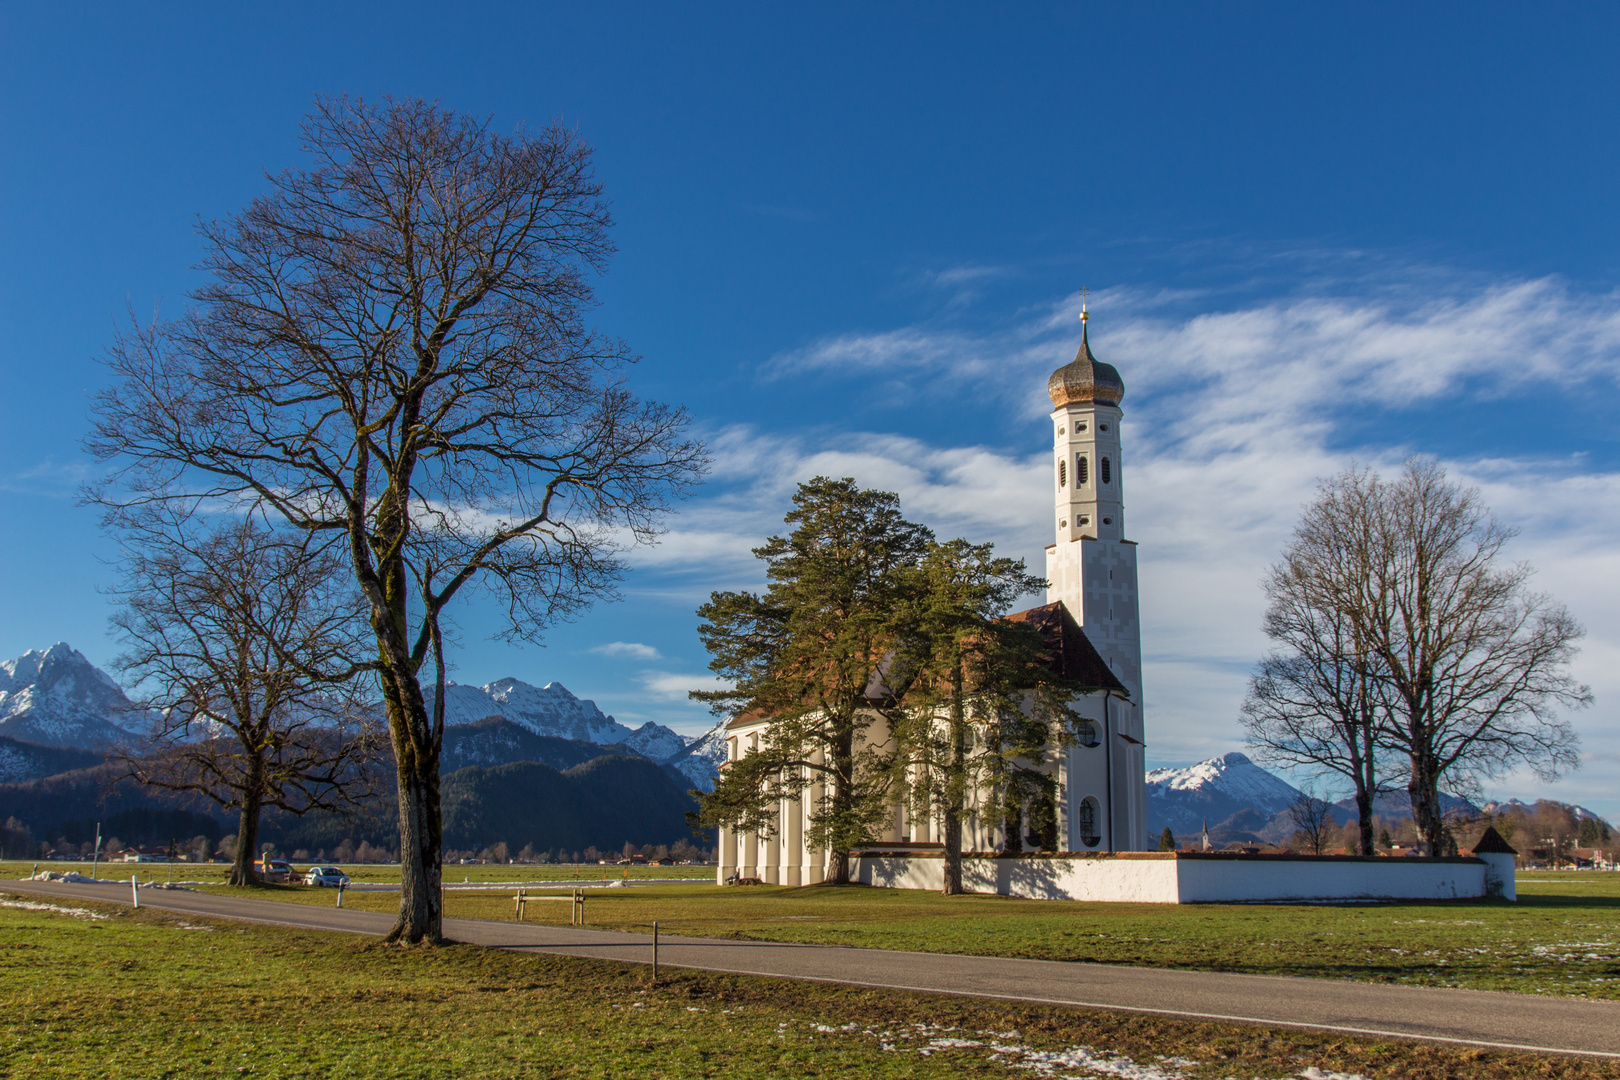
[440,755,701,853]
[0,734,105,783]
[440,718,645,773]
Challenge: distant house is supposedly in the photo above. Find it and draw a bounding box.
[1574,848,1615,870]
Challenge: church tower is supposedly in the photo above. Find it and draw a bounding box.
[1044,304,1148,850]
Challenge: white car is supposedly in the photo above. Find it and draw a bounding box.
[304,866,351,887]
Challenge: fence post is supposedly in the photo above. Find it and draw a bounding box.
[336,883,344,909]
[131,875,140,910]
[652,920,659,985]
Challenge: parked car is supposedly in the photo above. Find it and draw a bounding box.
[254,858,294,883]
[304,865,351,888]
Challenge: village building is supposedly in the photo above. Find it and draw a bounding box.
[716,308,1150,886]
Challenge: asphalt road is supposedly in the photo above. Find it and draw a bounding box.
[8,878,1619,1059]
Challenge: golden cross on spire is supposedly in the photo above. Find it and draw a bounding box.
[1078,286,1090,322]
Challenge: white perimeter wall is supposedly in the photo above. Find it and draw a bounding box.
[849,852,1518,903]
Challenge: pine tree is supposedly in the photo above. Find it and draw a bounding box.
[1158,826,1176,852]
[891,539,1081,894]
[691,478,931,885]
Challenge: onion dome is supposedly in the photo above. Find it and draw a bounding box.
[1046,311,1124,408]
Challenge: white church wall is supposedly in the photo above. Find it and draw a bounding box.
[847,852,1512,903]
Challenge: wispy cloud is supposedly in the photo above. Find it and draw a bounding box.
[639,670,733,701]
[640,271,1620,810]
[589,641,662,660]
[2,458,90,497]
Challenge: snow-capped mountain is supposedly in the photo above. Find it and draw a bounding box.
[0,644,141,749]
[1145,752,1304,838]
[428,678,691,761]
[662,719,728,793]
[1482,798,1608,823]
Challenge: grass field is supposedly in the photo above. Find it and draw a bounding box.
[13,860,1619,999]
[2,892,1614,1080]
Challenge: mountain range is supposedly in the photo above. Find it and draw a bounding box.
[0,643,142,749]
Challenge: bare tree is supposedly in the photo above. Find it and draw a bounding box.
[1252,461,1589,856]
[1243,469,1387,855]
[88,98,705,941]
[1365,461,1588,855]
[1286,790,1336,855]
[112,517,379,886]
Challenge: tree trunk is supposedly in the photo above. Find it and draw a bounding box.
[941,803,962,896]
[229,786,261,887]
[827,727,855,886]
[1408,747,1444,856]
[382,672,443,943]
[1353,787,1375,856]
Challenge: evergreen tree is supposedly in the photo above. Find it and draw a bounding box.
[691,478,931,884]
[1158,826,1176,852]
[890,539,1078,894]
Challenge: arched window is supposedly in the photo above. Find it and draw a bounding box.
[1079,797,1102,848]
[1076,455,1089,485]
[1100,456,1112,484]
[1058,459,1066,488]
[1077,720,1099,747]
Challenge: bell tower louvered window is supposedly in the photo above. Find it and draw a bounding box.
[1058,459,1066,488]
[1076,455,1089,485]
[1100,456,1112,485]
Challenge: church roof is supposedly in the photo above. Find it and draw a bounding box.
[1003,601,1129,695]
[1046,317,1125,409]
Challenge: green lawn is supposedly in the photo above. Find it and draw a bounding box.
[2,892,1613,1080]
[169,869,1620,999]
[16,858,1620,999]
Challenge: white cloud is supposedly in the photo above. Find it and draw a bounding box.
[589,641,662,660]
[639,670,734,701]
[641,273,1620,814]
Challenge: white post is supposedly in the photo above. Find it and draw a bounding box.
[130,875,140,909]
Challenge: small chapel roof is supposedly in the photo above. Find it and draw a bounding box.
[1468,825,1518,855]
[1046,311,1125,409]
[1003,601,1129,695]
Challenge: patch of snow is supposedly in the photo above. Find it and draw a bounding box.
[663,719,728,792]
[0,898,110,919]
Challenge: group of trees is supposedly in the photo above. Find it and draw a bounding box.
[1243,460,1590,856]
[87,97,704,940]
[441,839,712,865]
[692,478,1103,895]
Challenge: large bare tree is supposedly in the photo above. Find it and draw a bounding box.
[1247,461,1589,856]
[88,97,705,940]
[1363,460,1588,855]
[112,517,378,885]
[1242,469,1387,855]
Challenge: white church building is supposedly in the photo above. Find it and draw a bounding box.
[715,309,1150,888]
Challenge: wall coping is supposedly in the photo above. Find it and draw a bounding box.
[852,849,1488,866]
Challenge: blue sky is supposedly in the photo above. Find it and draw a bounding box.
[3,6,1618,814]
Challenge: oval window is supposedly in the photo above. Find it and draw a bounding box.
[1077,422,1088,432]
[1100,457,1112,484]
[1058,459,1067,488]
[1078,720,1100,747]
[1077,455,1089,485]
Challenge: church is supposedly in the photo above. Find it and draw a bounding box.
[716,308,1150,888]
